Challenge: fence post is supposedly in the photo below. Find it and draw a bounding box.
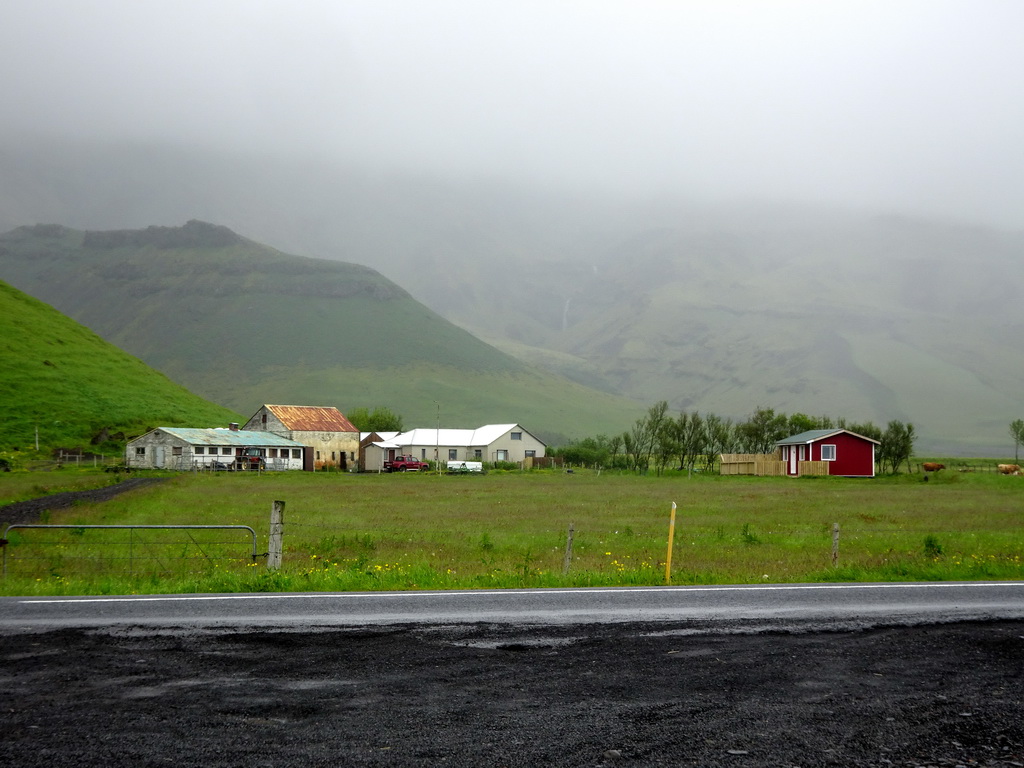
[268,500,285,570]
[831,523,840,567]
[665,501,677,584]
[562,523,574,575]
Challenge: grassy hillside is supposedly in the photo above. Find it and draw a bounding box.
[0,280,240,456]
[0,223,643,443]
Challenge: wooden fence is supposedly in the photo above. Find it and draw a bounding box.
[719,454,829,477]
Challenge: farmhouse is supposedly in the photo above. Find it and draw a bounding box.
[126,426,305,470]
[362,424,545,472]
[777,429,879,478]
[243,404,359,471]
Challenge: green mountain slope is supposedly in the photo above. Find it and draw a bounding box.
[2,140,1022,453]
[0,279,240,454]
[0,222,642,443]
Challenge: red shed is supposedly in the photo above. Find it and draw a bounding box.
[776,429,879,477]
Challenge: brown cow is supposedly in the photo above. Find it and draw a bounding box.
[997,464,1022,475]
[921,462,945,472]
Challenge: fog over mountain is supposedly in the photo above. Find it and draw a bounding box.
[2,2,1023,454]
[4,1,1024,229]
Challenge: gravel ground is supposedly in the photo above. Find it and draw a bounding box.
[2,619,1022,767]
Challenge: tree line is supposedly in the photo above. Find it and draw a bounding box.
[552,404,916,475]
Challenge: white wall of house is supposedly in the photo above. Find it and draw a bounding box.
[362,424,546,470]
[125,429,304,471]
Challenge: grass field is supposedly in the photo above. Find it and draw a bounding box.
[2,467,1022,596]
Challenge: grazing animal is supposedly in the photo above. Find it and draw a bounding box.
[921,462,945,472]
[997,464,1022,475]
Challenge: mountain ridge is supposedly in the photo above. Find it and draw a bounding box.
[0,222,643,444]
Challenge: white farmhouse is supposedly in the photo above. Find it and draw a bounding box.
[126,426,305,470]
[363,424,545,472]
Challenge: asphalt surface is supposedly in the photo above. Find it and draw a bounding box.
[3,581,1024,630]
[2,609,1023,766]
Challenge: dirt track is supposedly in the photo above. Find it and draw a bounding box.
[2,619,1022,767]
[0,476,168,527]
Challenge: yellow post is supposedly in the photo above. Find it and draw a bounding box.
[665,501,677,584]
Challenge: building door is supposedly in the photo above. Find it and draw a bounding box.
[788,446,797,475]
[154,446,165,468]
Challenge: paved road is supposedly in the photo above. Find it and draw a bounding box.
[4,583,1024,766]
[3,580,1023,632]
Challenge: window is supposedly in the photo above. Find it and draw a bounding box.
[496,450,508,461]
[316,451,321,460]
[292,449,302,459]
[135,447,145,456]
[195,447,205,455]
[798,445,806,461]
[449,449,458,460]
[525,450,536,458]
[511,432,522,441]
[172,446,182,456]
[269,449,278,458]
[474,449,482,459]
[821,444,836,461]
[221,447,232,455]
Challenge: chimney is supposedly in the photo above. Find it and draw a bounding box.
[229,423,239,431]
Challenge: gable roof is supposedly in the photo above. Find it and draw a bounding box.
[777,429,880,446]
[263,405,357,433]
[138,427,304,448]
[378,424,542,448]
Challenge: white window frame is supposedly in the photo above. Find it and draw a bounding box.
[820,444,837,461]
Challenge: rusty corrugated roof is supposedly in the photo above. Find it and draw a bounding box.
[265,405,358,433]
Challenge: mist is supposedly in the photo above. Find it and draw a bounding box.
[3,1,1024,229]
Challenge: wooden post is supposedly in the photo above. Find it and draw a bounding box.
[665,502,677,584]
[268,500,285,570]
[562,523,575,575]
[831,523,840,567]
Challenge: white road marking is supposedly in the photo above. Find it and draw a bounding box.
[19,581,1024,604]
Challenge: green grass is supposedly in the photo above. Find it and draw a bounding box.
[3,470,1022,595]
[0,468,135,506]
[0,280,240,457]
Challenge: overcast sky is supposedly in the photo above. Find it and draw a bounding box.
[3,0,1024,228]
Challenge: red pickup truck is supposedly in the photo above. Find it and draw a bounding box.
[384,455,430,472]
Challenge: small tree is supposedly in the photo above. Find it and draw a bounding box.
[346,406,404,433]
[879,420,915,474]
[702,414,735,472]
[736,407,789,454]
[1010,419,1024,462]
